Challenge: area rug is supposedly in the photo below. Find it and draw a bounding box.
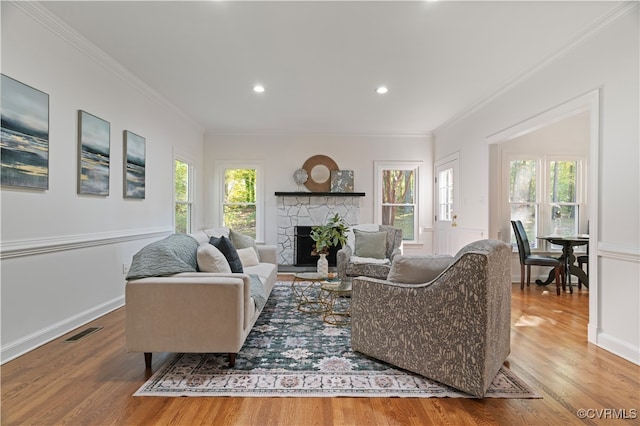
[134,282,539,398]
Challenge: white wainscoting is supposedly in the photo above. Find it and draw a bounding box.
[1,227,172,363]
[435,228,485,255]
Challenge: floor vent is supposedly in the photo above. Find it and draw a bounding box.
[63,327,103,342]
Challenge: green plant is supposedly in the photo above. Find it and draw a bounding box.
[310,213,349,255]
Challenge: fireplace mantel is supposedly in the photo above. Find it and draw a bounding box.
[275,192,365,197]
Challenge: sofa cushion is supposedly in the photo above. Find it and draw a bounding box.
[345,262,391,280]
[197,243,232,273]
[387,255,453,284]
[237,247,260,268]
[210,236,244,273]
[189,227,230,245]
[354,229,387,259]
[229,229,261,261]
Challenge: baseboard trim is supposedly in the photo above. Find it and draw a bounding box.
[0,296,124,364]
[0,227,172,259]
[595,331,640,366]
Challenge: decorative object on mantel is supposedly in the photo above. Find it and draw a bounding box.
[301,154,339,192]
[330,170,354,192]
[310,213,349,276]
[292,168,308,191]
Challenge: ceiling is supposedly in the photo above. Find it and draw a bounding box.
[40,1,622,136]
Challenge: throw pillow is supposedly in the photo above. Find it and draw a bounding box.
[354,229,387,259]
[229,229,261,261]
[204,227,231,239]
[196,243,232,273]
[237,247,260,268]
[387,255,453,284]
[209,236,244,273]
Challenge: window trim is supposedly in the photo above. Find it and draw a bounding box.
[374,160,421,244]
[214,160,264,242]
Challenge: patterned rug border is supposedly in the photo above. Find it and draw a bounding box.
[133,282,541,399]
[134,357,540,398]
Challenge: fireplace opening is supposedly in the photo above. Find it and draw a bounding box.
[295,226,341,267]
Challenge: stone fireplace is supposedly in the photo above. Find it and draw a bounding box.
[275,192,364,266]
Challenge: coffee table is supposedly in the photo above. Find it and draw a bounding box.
[320,279,352,326]
[292,272,330,313]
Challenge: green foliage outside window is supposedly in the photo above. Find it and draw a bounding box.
[224,169,257,238]
[175,160,190,234]
[382,169,415,240]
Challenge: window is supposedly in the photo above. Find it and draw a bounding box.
[174,159,193,234]
[223,168,257,238]
[375,162,420,242]
[216,161,264,241]
[507,155,584,249]
[437,167,454,221]
[509,159,538,247]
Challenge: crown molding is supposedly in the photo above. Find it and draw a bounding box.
[205,129,434,138]
[10,1,203,133]
[434,1,639,135]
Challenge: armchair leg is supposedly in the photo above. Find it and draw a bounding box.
[144,352,152,369]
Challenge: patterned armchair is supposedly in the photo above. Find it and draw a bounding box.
[336,224,402,280]
[351,239,512,397]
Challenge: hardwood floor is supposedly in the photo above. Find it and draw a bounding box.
[2,277,638,425]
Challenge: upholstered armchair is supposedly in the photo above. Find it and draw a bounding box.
[336,224,402,280]
[351,239,512,397]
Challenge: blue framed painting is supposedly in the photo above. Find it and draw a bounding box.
[1,74,50,190]
[124,130,145,199]
[78,110,110,196]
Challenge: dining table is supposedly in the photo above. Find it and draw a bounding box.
[536,234,589,293]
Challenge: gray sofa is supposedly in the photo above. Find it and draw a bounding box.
[350,239,511,397]
[125,227,277,369]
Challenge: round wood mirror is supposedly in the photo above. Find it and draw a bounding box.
[301,155,338,192]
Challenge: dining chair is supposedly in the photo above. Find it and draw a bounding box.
[577,254,588,289]
[511,220,563,295]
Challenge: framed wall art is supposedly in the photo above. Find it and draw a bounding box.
[78,110,110,196]
[123,130,145,199]
[330,170,354,192]
[1,74,50,190]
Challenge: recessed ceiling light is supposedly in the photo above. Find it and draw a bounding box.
[376,86,388,94]
[253,85,265,93]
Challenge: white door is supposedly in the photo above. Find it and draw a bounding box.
[434,155,459,255]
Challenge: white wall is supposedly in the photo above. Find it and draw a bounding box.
[203,133,434,254]
[434,6,639,364]
[0,3,205,362]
